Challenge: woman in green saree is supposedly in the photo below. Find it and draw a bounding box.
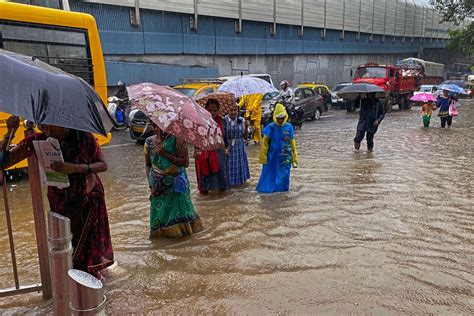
[144,122,203,238]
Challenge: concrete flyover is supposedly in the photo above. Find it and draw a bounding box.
[69,0,454,88]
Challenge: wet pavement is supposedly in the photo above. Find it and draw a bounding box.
[1,102,473,314]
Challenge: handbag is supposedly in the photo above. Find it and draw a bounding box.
[449,101,459,117]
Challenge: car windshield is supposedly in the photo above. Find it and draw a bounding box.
[356,67,386,79]
[263,91,279,100]
[174,88,197,96]
[332,84,349,92]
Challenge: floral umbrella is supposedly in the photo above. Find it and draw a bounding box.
[128,83,224,150]
[193,91,236,116]
[410,93,437,103]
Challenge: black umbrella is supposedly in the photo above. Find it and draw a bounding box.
[337,83,385,100]
[0,49,113,136]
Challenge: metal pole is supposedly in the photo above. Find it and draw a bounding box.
[237,0,242,33]
[272,0,277,35]
[341,0,346,40]
[412,0,416,42]
[299,0,304,37]
[48,212,73,316]
[436,12,440,42]
[190,0,198,30]
[26,128,52,299]
[403,0,408,42]
[370,0,375,41]
[421,4,426,42]
[393,0,398,42]
[1,171,20,290]
[134,0,141,26]
[357,0,362,40]
[68,269,106,316]
[431,8,435,42]
[321,0,327,38]
[382,0,388,42]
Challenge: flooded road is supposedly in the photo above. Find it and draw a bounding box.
[1,102,473,314]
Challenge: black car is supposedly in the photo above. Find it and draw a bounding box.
[129,109,153,143]
[261,87,325,128]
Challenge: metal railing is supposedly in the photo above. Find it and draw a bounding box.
[0,129,52,300]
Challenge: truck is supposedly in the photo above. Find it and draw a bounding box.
[352,58,445,112]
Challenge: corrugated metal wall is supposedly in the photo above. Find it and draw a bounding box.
[80,0,451,39]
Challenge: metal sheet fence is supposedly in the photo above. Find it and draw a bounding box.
[79,0,452,39]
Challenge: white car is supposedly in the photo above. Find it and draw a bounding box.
[330,82,352,105]
[415,85,441,97]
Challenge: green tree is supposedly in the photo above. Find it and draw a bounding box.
[432,1,474,57]
[447,23,474,56]
[431,0,473,25]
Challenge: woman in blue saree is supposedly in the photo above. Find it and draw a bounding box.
[256,103,298,193]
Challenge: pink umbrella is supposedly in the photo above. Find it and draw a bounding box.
[410,93,437,103]
[128,82,224,150]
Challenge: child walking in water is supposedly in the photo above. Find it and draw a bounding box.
[421,101,436,127]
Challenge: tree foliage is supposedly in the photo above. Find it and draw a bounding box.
[430,0,473,25]
[431,1,474,57]
[447,23,474,56]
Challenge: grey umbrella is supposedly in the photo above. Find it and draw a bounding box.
[0,49,113,136]
[336,83,386,100]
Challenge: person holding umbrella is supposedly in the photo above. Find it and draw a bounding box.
[0,50,116,277]
[409,93,439,128]
[353,92,385,153]
[437,89,452,128]
[0,116,114,277]
[127,83,227,196]
[144,120,203,238]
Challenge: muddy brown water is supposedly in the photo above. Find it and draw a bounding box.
[1,103,473,314]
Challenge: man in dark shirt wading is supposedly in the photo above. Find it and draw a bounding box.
[353,92,385,153]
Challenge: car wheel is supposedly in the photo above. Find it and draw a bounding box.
[398,97,405,110]
[313,108,321,120]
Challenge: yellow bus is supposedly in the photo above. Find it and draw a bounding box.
[0,2,111,170]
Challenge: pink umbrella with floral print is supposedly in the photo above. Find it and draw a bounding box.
[128,82,224,150]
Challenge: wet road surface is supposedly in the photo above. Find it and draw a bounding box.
[1,102,473,314]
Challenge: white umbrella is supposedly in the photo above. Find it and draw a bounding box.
[218,76,278,97]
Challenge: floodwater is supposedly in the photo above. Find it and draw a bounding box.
[1,102,473,314]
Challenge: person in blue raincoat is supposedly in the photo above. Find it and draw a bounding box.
[256,103,298,193]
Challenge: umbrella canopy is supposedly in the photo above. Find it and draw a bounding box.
[440,80,466,88]
[410,93,437,103]
[0,49,113,136]
[128,83,224,150]
[438,84,467,95]
[218,76,278,97]
[193,92,236,117]
[336,83,386,100]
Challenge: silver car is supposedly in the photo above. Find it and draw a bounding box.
[330,82,352,108]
